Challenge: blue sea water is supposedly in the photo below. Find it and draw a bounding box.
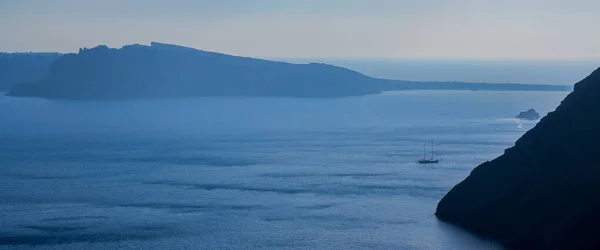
[0,90,569,249]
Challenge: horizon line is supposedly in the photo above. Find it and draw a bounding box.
[0,42,598,62]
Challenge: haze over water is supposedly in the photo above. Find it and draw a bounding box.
[284,59,599,85]
[0,90,568,249]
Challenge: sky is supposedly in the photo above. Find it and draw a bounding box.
[1,0,599,60]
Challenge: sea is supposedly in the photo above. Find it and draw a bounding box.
[0,88,570,249]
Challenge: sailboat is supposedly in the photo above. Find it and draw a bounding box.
[418,140,440,164]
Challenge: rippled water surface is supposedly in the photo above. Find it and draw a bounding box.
[0,91,569,249]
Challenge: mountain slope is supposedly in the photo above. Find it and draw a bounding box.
[436,67,600,249]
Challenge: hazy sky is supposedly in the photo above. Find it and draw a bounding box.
[1,0,599,59]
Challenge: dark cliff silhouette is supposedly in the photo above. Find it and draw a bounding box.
[0,53,62,91]
[7,42,570,99]
[436,67,600,249]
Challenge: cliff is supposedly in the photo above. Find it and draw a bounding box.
[0,53,62,90]
[436,67,600,249]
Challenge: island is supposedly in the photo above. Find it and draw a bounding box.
[516,108,541,120]
[6,42,572,99]
[436,67,600,249]
[0,52,62,91]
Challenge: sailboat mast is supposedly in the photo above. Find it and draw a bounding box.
[431,139,434,159]
[423,143,426,160]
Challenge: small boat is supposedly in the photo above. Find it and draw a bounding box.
[418,140,440,164]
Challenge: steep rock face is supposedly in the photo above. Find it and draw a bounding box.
[0,53,62,90]
[436,67,600,249]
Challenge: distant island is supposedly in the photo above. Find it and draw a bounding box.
[0,52,62,91]
[6,42,571,99]
[436,67,600,249]
[516,108,541,120]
